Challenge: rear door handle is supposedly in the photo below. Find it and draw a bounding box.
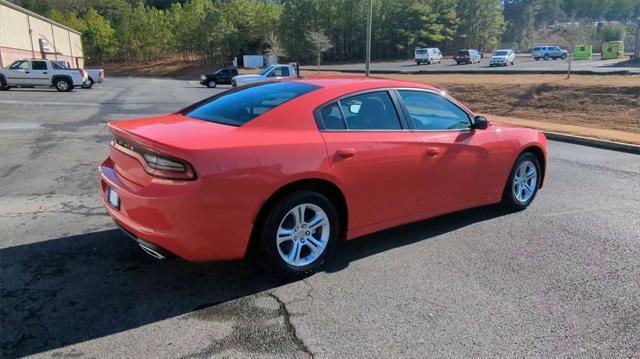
[336,148,355,159]
[426,148,439,157]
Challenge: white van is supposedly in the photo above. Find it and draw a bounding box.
[415,48,442,65]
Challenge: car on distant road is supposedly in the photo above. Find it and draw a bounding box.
[489,49,516,67]
[454,49,482,64]
[0,58,87,92]
[99,77,547,278]
[232,64,296,87]
[200,67,238,88]
[532,46,568,61]
[415,48,443,65]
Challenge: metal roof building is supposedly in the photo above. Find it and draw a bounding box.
[0,0,84,68]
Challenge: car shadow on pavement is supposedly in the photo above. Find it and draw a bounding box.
[0,204,507,357]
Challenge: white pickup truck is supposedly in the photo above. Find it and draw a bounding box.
[0,59,87,92]
[232,64,297,87]
[52,60,104,89]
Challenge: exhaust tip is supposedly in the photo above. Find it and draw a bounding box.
[138,243,166,260]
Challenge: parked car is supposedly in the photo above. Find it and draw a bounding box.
[532,46,568,60]
[200,67,238,88]
[0,59,87,92]
[52,61,104,89]
[489,49,516,67]
[232,64,296,87]
[454,49,482,64]
[99,77,547,278]
[415,48,443,65]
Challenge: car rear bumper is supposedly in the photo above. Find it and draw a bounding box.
[98,157,250,262]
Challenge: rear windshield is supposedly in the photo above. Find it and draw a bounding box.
[415,49,427,54]
[184,82,320,126]
[458,50,469,55]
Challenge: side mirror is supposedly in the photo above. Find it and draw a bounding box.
[472,116,488,130]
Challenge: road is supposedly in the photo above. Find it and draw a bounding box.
[1,78,639,358]
[301,55,639,74]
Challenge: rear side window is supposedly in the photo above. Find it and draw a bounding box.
[270,67,290,77]
[339,91,401,130]
[32,61,47,70]
[184,82,319,126]
[398,90,470,130]
[319,102,346,130]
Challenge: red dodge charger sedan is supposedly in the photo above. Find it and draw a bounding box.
[99,77,547,277]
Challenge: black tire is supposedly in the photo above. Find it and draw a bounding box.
[82,78,94,89]
[0,76,8,90]
[258,191,340,278]
[534,57,540,61]
[206,79,217,88]
[416,61,421,65]
[543,54,550,60]
[54,78,73,92]
[502,152,541,211]
[561,54,567,60]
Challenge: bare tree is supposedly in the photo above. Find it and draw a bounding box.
[306,30,333,73]
[265,32,286,63]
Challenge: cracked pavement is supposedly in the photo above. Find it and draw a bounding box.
[1,78,639,358]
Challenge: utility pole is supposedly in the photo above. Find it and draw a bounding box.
[634,18,640,60]
[365,0,373,76]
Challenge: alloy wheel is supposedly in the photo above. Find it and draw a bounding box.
[512,160,538,203]
[276,203,330,267]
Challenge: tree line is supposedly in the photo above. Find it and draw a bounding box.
[12,0,640,65]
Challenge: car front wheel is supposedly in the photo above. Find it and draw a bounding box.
[207,80,217,88]
[259,191,339,278]
[502,152,540,211]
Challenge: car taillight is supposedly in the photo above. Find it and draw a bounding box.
[111,137,196,180]
[79,69,85,78]
[99,69,104,78]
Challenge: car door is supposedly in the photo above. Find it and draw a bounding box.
[395,89,502,215]
[317,90,427,230]
[29,60,50,86]
[4,60,30,85]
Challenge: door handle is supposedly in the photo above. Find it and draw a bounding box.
[426,148,439,157]
[336,148,355,159]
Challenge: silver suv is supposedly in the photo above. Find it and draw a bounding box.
[532,46,568,61]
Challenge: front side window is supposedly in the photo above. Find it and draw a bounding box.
[259,66,274,76]
[269,67,290,77]
[398,90,470,131]
[339,91,401,130]
[32,61,47,70]
[9,61,28,70]
[184,82,319,126]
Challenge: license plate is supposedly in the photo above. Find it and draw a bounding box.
[108,187,120,209]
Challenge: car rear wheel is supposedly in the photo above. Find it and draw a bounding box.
[54,78,73,92]
[502,152,540,211]
[81,78,94,89]
[561,54,567,60]
[207,80,217,88]
[543,54,550,60]
[534,57,540,61]
[259,191,339,278]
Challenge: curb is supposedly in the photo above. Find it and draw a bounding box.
[543,131,640,155]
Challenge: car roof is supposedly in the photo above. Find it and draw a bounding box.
[294,76,440,93]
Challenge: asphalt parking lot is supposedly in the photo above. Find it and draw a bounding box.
[1,78,639,358]
[301,55,639,74]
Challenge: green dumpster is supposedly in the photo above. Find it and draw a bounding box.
[601,41,624,60]
[573,44,592,60]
